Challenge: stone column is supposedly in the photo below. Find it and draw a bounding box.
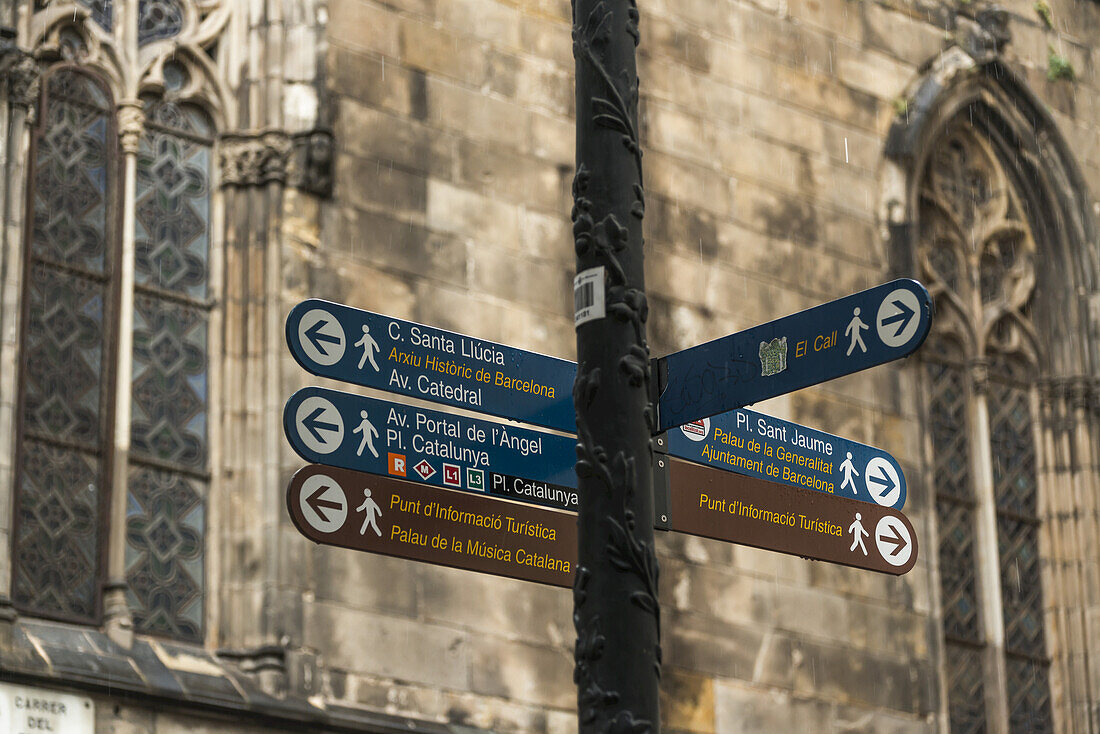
[103,100,144,648]
[0,50,37,642]
[217,131,291,691]
[967,359,1009,733]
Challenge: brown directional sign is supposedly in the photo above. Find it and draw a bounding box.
[667,459,918,575]
[286,464,577,587]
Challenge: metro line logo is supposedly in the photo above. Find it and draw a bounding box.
[443,463,461,487]
[413,459,436,480]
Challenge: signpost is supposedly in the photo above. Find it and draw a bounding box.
[665,459,917,575]
[285,300,577,433]
[286,464,577,587]
[666,407,906,508]
[655,279,932,431]
[283,386,579,511]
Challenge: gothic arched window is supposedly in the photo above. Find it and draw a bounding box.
[920,118,1053,732]
[10,55,215,643]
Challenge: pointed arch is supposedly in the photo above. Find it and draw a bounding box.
[881,45,1100,733]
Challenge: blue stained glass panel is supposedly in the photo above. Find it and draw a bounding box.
[138,0,183,45]
[23,263,104,447]
[130,294,208,469]
[125,465,204,641]
[12,440,101,621]
[135,104,211,300]
[32,71,109,272]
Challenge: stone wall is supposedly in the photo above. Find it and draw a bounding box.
[290,0,1100,730]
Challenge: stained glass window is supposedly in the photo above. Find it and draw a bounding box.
[13,69,113,623]
[928,360,986,730]
[920,116,1051,731]
[137,0,183,46]
[989,381,1052,732]
[125,99,212,642]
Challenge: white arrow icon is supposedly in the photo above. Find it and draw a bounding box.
[875,288,921,348]
[875,515,913,567]
[864,456,901,507]
[295,396,345,455]
[299,474,348,533]
[298,308,346,366]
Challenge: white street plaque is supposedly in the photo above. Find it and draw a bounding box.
[0,682,95,734]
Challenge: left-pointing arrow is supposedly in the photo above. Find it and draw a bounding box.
[304,319,342,355]
[303,406,340,442]
[306,484,343,523]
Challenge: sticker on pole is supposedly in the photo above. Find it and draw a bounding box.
[574,266,606,327]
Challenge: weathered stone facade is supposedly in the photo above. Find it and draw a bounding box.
[0,0,1097,732]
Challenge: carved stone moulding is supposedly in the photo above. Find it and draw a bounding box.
[218,130,292,186]
[219,128,333,196]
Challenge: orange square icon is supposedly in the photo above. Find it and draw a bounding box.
[388,453,407,477]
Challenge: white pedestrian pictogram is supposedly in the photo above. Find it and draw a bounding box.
[356,324,381,372]
[839,451,859,494]
[848,512,869,555]
[353,410,380,458]
[356,487,383,536]
[845,307,869,355]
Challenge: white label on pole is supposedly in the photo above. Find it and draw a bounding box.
[298,307,346,366]
[299,474,348,533]
[295,396,345,454]
[864,456,901,508]
[875,515,913,567]
[0,682,95,734]
[574,266,606,327]
[875,288,921,348]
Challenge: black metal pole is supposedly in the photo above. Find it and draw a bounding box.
[571,0,660,730]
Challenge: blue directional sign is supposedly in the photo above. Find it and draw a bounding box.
[656,279,932,432]
[666,407,906,508]
[286,300,577,433]
[283,386,579,511]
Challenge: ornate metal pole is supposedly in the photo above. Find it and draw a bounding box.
[571,0,660,730]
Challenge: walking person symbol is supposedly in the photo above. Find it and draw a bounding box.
[838,451,859,494]
[845,307,869,355]
[848,512,869,555]
[354,410,379,458]
[356,324,381,371]
[356,488,383,536]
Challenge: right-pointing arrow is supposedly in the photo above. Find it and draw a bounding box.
[866,467,896,497]
[879,298,915,339]
[306,484,343,523]
[878,525,908,557]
